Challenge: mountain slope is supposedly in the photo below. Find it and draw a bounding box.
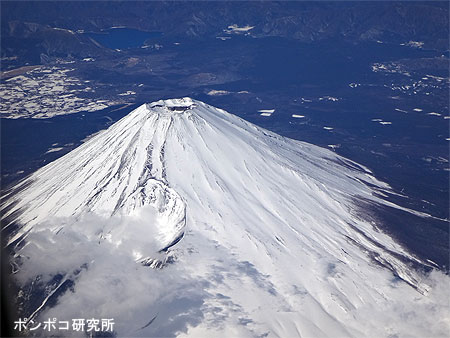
[2,98,449,337]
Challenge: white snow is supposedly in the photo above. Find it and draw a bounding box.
[45,147,64,154]
[118,90,136,96]
[319,96,339,102]
[225,24,254,34]
[404,41,424,48]
[258,109,274,117]
[425,74,445,82]
[3,98,449,337]
[372,119,392,125]
[0,66,119,119]
[207,90,230,96]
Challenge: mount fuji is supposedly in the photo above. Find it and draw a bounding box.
[2,98,449,337]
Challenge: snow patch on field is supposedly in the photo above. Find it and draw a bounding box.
[45,147,64,154]
[207,90,230,96]
[0,66,119,119]
[225,24,254,34]
[401,41,424,48]
[258,109,274,117]
[118,91,136,96]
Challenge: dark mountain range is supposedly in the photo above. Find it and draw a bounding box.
[1,1,448,63]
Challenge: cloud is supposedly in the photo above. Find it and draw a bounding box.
[10,208,450,337]
[13,209,210,337]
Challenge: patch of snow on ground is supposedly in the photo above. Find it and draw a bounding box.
[319,96,339,102]
[45,147,64,154]
[224,24,254,34]
[402,41,424,48]
[118,91,136,96]
[258,109,274,117]
[207,90,230,96]
[0,66,119,119]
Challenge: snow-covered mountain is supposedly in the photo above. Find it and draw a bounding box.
[2,98,449,337]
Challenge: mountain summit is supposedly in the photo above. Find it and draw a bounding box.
[3,98,449,337]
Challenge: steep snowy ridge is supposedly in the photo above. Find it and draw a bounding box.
[3,102,187,256]
[2,98,449,337]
